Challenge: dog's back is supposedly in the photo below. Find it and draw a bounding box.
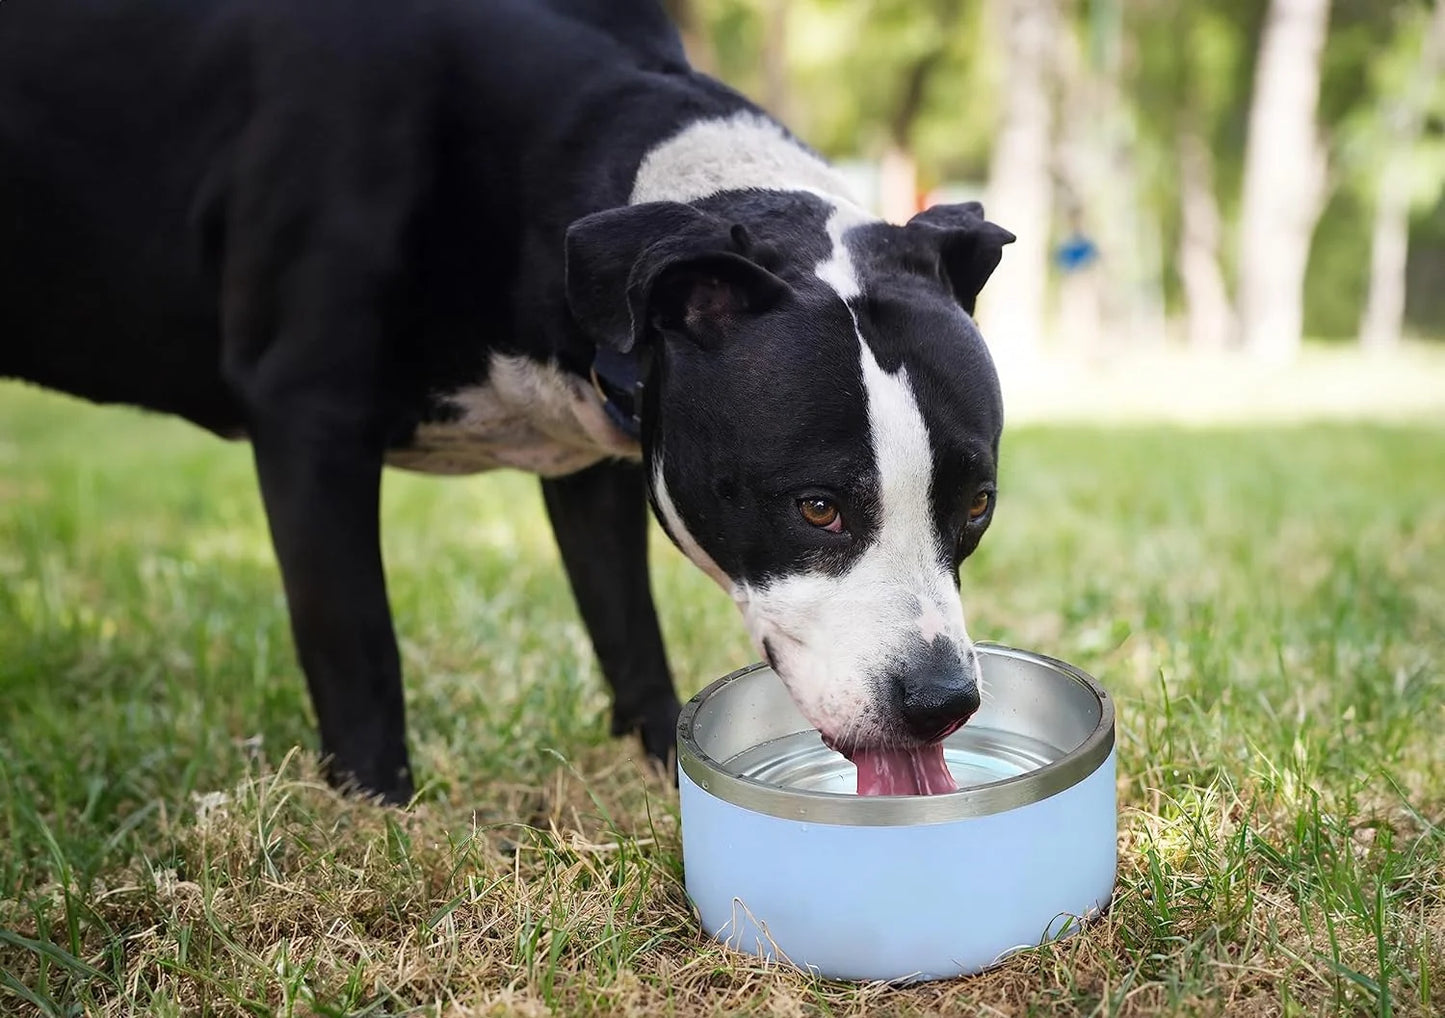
[1,0,240,425]
[0,0,726,433]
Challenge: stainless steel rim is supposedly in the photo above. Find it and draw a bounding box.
[677,643,1115,826]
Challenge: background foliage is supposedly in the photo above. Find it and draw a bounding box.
[671,0,1445,344]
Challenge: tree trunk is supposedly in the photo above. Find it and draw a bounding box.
[760,0,791,125]
[980,0,1059,364]
[1051,0,1165,357]
[660,0,716,74]
[1361,175,1415,354]
[879,4,959,225]
[878,143,919,224]
[1235,0,1332,363]
[1360,0,1445,353]
[1177,128,1232,353]
[1050,4,1104,358]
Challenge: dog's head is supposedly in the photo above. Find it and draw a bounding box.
[566,191,1012,758]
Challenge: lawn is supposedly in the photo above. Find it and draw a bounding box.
[1,380,1442,1017]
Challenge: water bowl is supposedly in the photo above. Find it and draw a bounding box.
[676,643,1117,983]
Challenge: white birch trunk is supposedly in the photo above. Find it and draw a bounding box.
[878,143,920,224]
[1235,0,1332,363]
[1050,9,1105,358]
[979,0,1058,364]
[1177,129,1232,353]
[1361,173,1415,354]
[1360,0,1445,353]
[662,0,715,74]
[1049,0,1165,357]
[761,0,791,126]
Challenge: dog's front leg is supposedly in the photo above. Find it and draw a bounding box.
[220,215,416,806]
[542,460,681,768]
[244,415,412,803]
[213,59,433,803]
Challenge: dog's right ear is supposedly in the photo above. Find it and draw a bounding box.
[905,202,1015,317]
[565,202,790,353]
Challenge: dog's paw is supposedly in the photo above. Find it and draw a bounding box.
[612,695,681,777]
[323,756,416,807]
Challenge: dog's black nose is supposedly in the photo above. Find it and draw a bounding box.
[895,645,981,742]
[900,678,980,742]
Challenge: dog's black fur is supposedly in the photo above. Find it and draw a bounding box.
[1,0,1011,803]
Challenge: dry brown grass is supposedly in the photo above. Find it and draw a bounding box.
[3,386,1442,1016]
[5,743,1440,1017]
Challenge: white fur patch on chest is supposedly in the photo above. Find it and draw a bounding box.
[385,354,640,477]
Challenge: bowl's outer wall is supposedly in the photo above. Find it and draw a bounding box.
[679,748,1118,982]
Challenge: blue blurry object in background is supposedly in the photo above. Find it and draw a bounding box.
[1055,233,1100,273]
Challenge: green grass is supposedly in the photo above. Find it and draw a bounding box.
[1,380,1442,1016]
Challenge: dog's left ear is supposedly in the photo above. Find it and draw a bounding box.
[566,202,790,353]
[905,202,1015,316]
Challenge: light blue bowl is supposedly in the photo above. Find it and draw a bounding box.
[676,643,1117,983]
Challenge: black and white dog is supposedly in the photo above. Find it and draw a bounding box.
[0,0,1012,803]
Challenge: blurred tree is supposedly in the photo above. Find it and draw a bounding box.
[662,0,718,71]
[1357,0,1445,351]
[1053,0,1169,356]
[1303,0,1435,341]
[979,0,1061,363]
[670,0,1445,349]
[1237,0,1333,362]
[1174,131,1232,352]
[874,0,965,222]
[689,0,771,100]
[1127,0,1261,352]
[761,0,793,124]
[693,0,993,198]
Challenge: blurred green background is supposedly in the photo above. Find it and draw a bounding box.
[664,0,1445,359]
[2,3,1444,1011]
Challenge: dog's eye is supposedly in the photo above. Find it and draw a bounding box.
[798,497,843,532]
[967,490,991,521]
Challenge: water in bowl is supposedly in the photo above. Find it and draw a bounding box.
[723,726,1065,795]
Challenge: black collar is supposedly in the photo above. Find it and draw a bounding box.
[589,345,651,441]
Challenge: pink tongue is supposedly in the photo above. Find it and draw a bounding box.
[847,742,958,796]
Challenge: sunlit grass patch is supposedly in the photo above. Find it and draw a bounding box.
[1,382,1442,1016]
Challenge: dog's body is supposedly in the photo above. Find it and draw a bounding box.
[1,0,1011,802]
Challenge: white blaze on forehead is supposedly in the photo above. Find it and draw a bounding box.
[856,341,977,682]
[739,335,976,741]
[813,201,875,299]
[857,342,937,569]
[630,112,858,205]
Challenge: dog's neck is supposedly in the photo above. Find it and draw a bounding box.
[628,111,865,211]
